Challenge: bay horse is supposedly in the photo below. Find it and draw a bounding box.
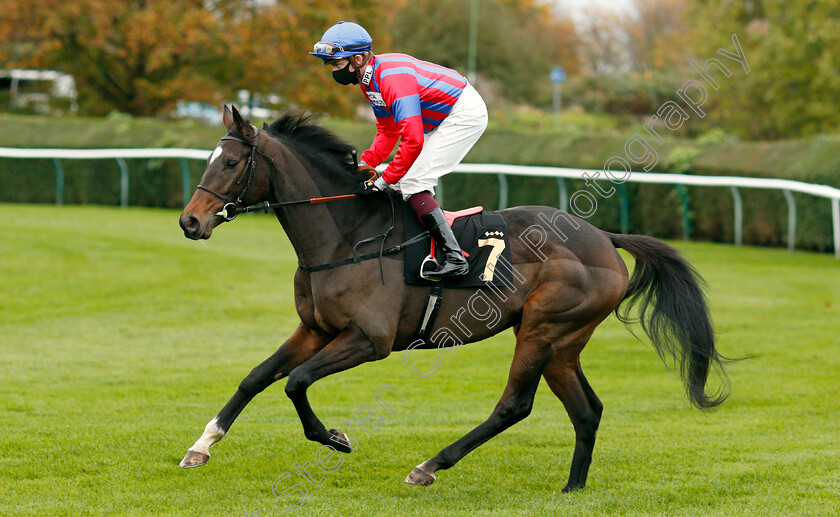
[177,105,730,491]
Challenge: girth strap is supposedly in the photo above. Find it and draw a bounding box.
[415,284,444,341]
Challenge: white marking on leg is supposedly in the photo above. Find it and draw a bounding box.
[189,417,225,456]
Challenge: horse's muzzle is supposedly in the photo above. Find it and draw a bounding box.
[180,212,208,240]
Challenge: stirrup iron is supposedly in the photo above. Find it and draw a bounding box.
[419,254,442,282]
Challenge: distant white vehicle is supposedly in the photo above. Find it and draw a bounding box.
[176,91,282,125]
[235,89,281,120]
[176,101,224,125]
[0,69,78,114]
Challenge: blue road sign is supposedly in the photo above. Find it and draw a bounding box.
[550,67,566,84]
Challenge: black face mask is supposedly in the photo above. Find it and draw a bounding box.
[332,61,359,85]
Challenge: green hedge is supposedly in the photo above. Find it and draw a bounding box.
[563,71,686,117]
[1,114,838,251]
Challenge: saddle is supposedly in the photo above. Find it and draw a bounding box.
[402,202,513,289]
[403,203,515,344]
[419,206,483,281]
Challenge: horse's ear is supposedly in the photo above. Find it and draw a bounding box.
[231,105,258,142]
[231,105,245,130]
[262,122,269,130]
[223,105,233,131]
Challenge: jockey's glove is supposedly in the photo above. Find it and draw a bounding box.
[354,176,388,195]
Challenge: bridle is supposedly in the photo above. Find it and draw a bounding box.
[196,133,260,222]
[193,130,428,283]
[196,132,360,222]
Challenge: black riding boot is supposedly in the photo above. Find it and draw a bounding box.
[420,207,469,279]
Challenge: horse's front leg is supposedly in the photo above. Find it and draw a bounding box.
[284,322,387,453]
[180,323,331,468]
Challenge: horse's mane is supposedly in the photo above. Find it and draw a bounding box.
[264,112,356,174]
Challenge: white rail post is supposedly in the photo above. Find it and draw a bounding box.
[51,158,64,206]
[556,177,568,211]
[832,197,840,260]
[730,186,743,247]
[496,172,508,209]
[178,157,192,208]
[782,189,796,253]
[116,158,129,208]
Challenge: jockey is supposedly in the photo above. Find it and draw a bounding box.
[310,21,488,280]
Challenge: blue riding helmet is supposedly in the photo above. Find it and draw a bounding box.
[310,21,373,59]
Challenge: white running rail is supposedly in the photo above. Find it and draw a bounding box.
[2,147,839,259]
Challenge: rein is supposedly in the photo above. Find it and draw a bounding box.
[298,230,429,273]
[199,132,427,283]
[242,192,426,284]
[219,193,360,220]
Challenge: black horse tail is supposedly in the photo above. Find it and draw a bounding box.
[607,232,731,410]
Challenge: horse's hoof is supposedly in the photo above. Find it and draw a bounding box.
[328,428,352,453]
[179,450,210,468]
[405,465,436,486]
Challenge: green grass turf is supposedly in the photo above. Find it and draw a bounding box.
[1,204,839,516]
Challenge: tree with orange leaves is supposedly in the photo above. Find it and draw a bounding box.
[0,0,227,115]
[0,0,391,117]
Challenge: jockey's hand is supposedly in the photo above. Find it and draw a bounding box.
[354,176,388,195]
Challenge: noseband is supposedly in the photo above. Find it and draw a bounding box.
[196,134,258,222]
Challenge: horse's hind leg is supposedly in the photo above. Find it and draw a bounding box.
[542,351,603,491]
[180,323,330,468]
[405,333,553,486]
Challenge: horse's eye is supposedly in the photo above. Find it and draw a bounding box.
[226,159,238,168]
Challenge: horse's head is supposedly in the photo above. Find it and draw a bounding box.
[179,105,271,240]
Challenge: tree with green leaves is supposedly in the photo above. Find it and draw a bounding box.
[692,0,840,139]
[388,0,579,107]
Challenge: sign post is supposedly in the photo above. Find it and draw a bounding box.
[550,67,565,130]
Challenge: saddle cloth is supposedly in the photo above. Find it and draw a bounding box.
[402,202,514,288]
